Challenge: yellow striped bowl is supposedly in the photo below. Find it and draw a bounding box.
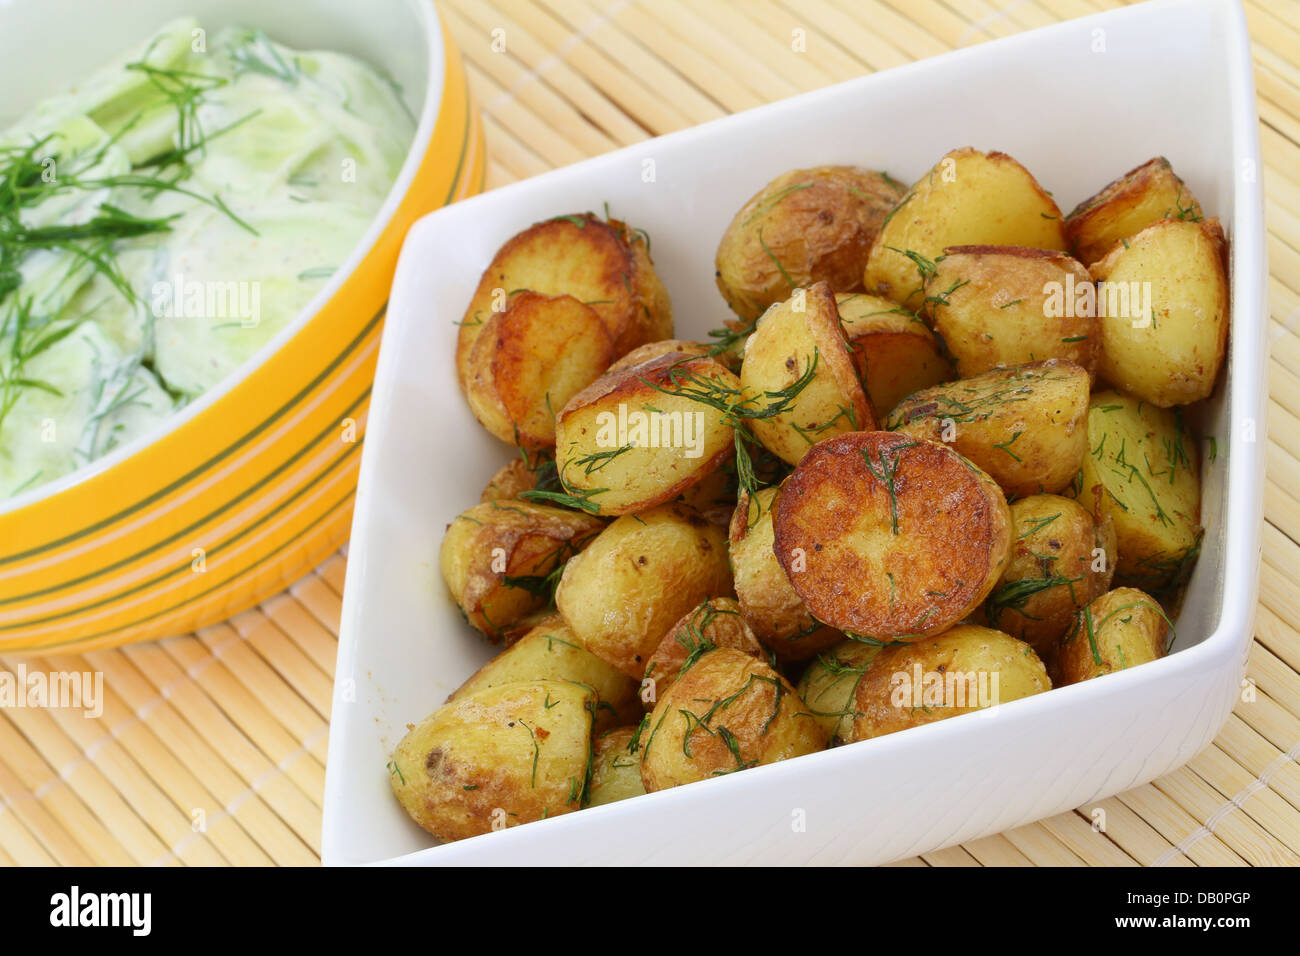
[0,0,483,652]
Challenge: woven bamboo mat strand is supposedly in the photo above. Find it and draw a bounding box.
[1,0,1298,867]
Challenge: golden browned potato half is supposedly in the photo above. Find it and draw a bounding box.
[640,648,827,791]
[835,292,953,417]
[643,597,765,701]
[740,282,876,466]
[715,166,905,321]
[1089,217,1228,407]
[554,502,733,678]
[604,339,710,374]
[773,432,1012,640]
[588,726,647,807]
[926,246,1098,379]
[1073,390,1202,590]
[983,494,1116,659]
[796,638,882,742]
[1056,587,1170,686]
[863,148,1067,308]
[728,486,842,661]
[1065,157,1204,267]
[554,352,738,515]
[887,359,1091,498]
[448,615,640,732]
[456,213,672,390]
[439,501,604,641]
[841,625,1050,741]
[389,680,595,842]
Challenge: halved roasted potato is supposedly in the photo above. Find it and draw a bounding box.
[605,338,710,374]
[554,503,732,678]
[887,359,1091,498]
[1056,587,1170,686]
[925,246,1098,378]
[439,501,604,641]
[1065,157,1204,267]
[588,726,647,807]
[389,680,595,842]
[773,432,1012,640]
[796,637,882,742]
[740,282,875,465]
[835,292,953,417]
[643,596,765,700]
[481,457,539,503]
[554,352,738,515]
[863,148,1067,308]
[639,648,827,791]
[715,166,905,321]
[1089,217,1228,407]
[1073,390,1202,591]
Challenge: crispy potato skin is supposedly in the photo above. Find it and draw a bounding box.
[983,494,1116,659]
[773,432,1012,640]
[835,292,953,417]
[639,649,827,791]
[728,487,843,661]
[588,726,647,807]
[555,352,738,515]
[1073,390,1201,590]
[448,616,640,732]
[1065,157,1204,267]
[887,359,1091,498]
[439,501,604,641]
[1056,587,1168,686]
[643,597,765,699]
[481,458,539,503]
[555,503,733,678]
[605,339,710,373]
[715,166,905,321]
[796,638,882,742]
[842,625,1049,741]
[741,282,876,465]
[864,148,1067,308]
[389,681,594,842]
[1090,218,1228,407]
[926,246,1098,379]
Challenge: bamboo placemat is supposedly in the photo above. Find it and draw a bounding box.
[3,0,1299,867]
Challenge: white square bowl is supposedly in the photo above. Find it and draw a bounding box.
[322,0,1266,866]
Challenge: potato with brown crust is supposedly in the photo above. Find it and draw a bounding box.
[715,166,904,321]
[554,503,733,679]
[604,339,710,374]
[480,457,538,503]
[588,726,647,807]
[456,213,672,390]
[886,359,1091,498]
[740,282,876,466]
[796,638,882,742]
[1065,157,1204,267]
[1056,587,1170,686]
[835,292,953,418]
[773,432,1012,640]
[863,148,1068,308]
[925,246,1098,379]
[554,352,738,516]
[439,501,604,641]
[389,680,595,842]
[840,625,1050,741]
[728,486,843,662]
[643,597,765,701]
[639,648,827,791]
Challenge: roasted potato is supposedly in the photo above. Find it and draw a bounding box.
[439,500,604,641]
[715,166,905,321]
[1056,587,1170,686]
[389,680,595,842]
[554,352,738,515]
[835,292,953,417]
[926,246,1098,378]
[1065,157,1204,267]
[863,148,1067,308]
[678,463,739,526]
[1072,390,1201,590]
[448,615,640,732]
[796,638,882,742]
[773,432,1012,640]
[887,359,1091,498]
[643,597,765,701]
[982,494,1116,659]
[588,726,647,807]
[605,338,710,373]
[740,282,875,465]
[639,648,826,791]
[1090,217,1228,407]
[554,502,733,678]
[480,452,554,503]
[728,486,843,661]
[840,625,1050,741]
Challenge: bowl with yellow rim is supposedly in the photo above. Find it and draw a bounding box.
[0,0,483,652]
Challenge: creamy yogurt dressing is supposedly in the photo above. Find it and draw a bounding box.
[0,17,414,498]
